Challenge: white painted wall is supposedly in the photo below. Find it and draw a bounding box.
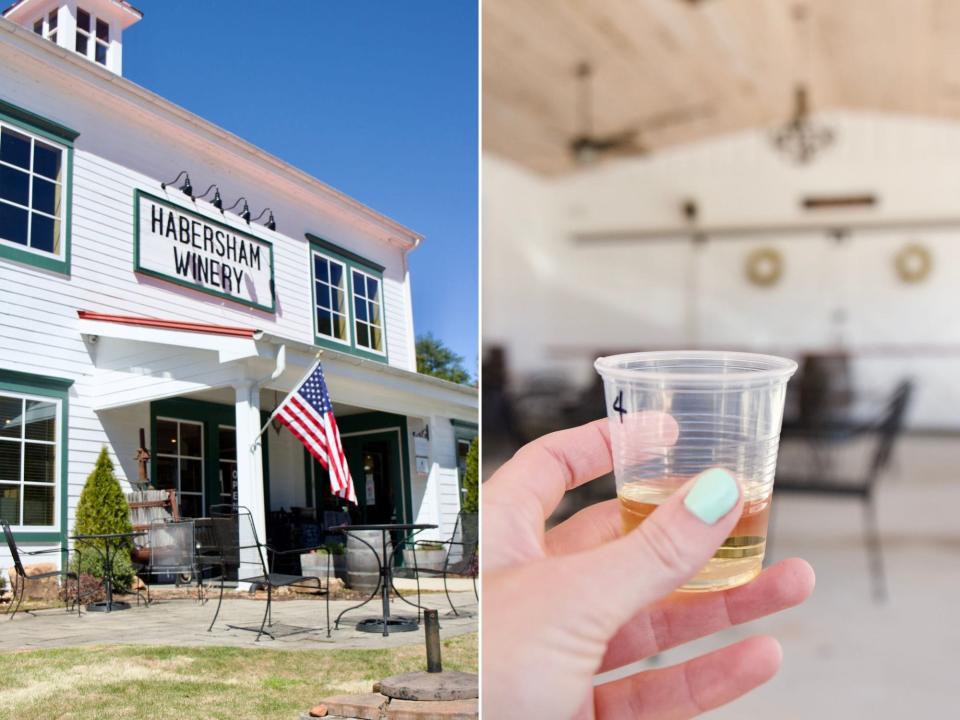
[484,112,960,429]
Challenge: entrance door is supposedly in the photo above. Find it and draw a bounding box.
[360,442,394,524]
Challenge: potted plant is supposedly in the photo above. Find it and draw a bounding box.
[403,541,447,571]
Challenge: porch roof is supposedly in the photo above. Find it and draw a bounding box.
[76,311,477,422]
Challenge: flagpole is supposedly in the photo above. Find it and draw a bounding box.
[250,351,324,451]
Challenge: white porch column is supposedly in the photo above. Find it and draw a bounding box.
[234,381,266,575]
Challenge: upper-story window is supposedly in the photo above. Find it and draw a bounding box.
[0,122,66,258]
[308,235,388,362]
[75,8,109,66]
[33,9,58,42]
[313,252,350,345]
[352,268,384,353]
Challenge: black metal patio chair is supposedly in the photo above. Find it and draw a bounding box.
[2,519,80,619]
[201,505,330,641]
[395,510,478,616]
[772,380,913,602]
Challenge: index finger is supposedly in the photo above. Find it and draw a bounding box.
[486,412,678,520]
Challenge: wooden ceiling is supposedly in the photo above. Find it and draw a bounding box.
[483,0,960,175]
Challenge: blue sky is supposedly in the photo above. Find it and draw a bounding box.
[125,1,478,378]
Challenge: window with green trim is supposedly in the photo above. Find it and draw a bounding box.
[308,235,388,362]
[0,391,60,529]
[0,122,67,260]
[352,268,385,354]
[313,251,351,345]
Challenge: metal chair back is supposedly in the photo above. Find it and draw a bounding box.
[866,380,913,486]
[210,504,269,576]
[147,520,195,575]
[1,520,25,578]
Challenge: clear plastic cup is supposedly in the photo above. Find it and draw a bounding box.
[594,350,798,592]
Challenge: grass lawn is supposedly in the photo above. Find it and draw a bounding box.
[0,633,477,719]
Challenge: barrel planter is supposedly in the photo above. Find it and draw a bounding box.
[345,530,392,591]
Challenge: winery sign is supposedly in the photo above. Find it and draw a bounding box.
[133,190,275,312]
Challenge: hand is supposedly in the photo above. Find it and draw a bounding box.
[482,417,815,719]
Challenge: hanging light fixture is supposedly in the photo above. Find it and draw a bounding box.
[225,196,251,223]
[772,84,834,164]
[252,207,277,231]
[771,4,834,164]
[160,170,193,198]
[195,184,223,212]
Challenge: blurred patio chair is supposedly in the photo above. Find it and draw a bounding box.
[2,519,80,619]
[396,510,478,616]
[138,520,198,605]
[203,505,329,641]
[773,380,913,601]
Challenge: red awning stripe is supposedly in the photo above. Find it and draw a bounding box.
[77,311,259,338]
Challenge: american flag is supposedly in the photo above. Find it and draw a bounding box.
[275,363,356,504]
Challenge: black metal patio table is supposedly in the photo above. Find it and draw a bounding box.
[331,522,436,636]
[70,530,145,613]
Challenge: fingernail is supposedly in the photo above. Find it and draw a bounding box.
[683,469,740,524]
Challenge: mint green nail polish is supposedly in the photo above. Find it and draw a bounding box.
[684,469,739,524]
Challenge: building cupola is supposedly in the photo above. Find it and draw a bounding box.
[2,0,142,75]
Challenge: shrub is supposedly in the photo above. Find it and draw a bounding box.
[462,437,478,513]
[71,448,135,592]
[58,573,106,605]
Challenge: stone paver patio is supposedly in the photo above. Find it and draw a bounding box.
[1,590,477,651]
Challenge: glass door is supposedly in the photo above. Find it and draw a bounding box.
[217,425,238,510]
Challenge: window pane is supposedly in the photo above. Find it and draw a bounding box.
[23,485,53,526]
[0,484,19,525]
[317,308,333,337]
[333,312,347,340]
[331,285,344,314]
[24,444,55,484]
[96,18,109,41]
[32,177,58,216]
[33,141,62,181]
[33,20,42,34]
[77,8,90,31]
[156,456,176,490]
[369,298,382,326]
[0,396,22,438]
[218,427,236,461]
[75,33,88,55]
[180,494,202,519]
[0,441,22,483]
[354,296,367,321]
[180,459,202,492]
[24,400,55,441]
[330,262,343,288]
[30,212,58,253]
[357,322,370,348]
[0,128,31,169]
[370,324,383,351]
[0,165,30,206]
[367,276,379,301]
[0,202,28,246]
[315,256,328,283]
[48,9,57,29]
[156,420,177,454]
[95,42,107,65]
[180,423,202,457]
[316,282,330,310]
[352,271,366,298]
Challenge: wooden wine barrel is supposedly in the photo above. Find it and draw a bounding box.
[345,530,391,592]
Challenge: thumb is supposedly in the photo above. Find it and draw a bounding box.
[562,468,744,637]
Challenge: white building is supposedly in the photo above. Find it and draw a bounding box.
[0,0,477,568]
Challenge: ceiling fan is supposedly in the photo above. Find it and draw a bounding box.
[568,62,648,166]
